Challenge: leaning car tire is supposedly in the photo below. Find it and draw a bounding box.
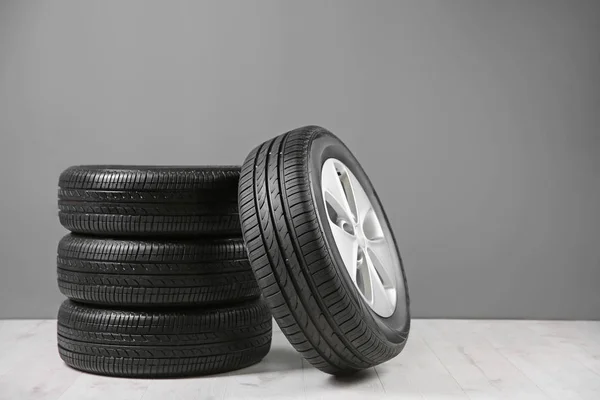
[239,125,410,375]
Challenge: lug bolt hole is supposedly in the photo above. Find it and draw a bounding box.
[339,219,354,235]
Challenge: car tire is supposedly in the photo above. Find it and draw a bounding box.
[239,125,410,375]
[57,299,272,378]
[57,234,260,307]
[58,165,241,236]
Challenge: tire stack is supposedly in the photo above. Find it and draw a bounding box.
[54,127,412,379]
[56,166,272,378]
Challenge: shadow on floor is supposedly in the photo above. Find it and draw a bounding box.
[327,368,380,388]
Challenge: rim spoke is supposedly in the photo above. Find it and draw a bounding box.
[348,172,373,225]
[368,238,397,281]
[330,223,358,282]
[356,253,372,301]
[365,251,395,317]
[362,207,384,241]
[322,161,356,223]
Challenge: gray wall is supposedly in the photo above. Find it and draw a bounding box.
[1,0,599,320]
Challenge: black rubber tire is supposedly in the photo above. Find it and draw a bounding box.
[57,299,272,378]
[57,234,260,307]
[58,165,241,236]
[239,126,410,375]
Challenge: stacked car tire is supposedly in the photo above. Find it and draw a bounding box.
[56,166,271,378]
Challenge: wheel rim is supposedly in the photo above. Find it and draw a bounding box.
[321,158,399,318]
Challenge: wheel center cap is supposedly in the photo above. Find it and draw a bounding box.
[355,226,367,249]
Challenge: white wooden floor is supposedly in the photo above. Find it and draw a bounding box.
[0,319,599,400]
